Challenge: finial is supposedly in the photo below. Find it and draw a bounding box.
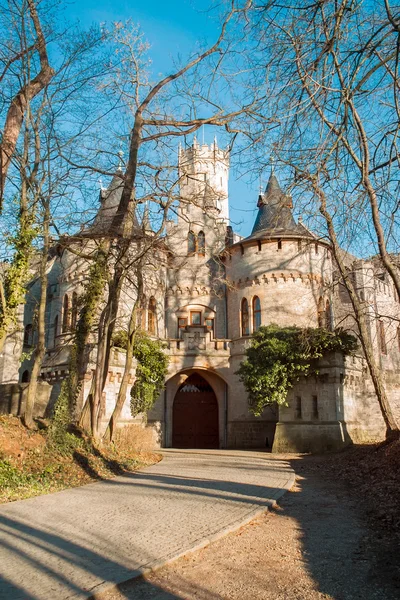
[270,153,275,174]
[98,177,104,190]
[193,134,198,148]
[259,173,262,194]
[214,135,218,149]
[117,149,124,170]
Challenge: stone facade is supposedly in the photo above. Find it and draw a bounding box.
[1,140,400,452]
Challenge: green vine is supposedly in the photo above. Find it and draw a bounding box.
[237,324,358,416]
[64,244,109,416]
[0,209,37,342]
[130,332,169,417]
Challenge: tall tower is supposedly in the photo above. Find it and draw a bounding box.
[177,138,229,226]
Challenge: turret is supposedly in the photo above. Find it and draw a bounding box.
[178,138,229,225]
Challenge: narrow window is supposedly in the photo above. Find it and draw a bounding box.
[62,294,69,333]
[312,396,319,420]
[53,315,58,347]
[21,370,30,383]
[205,318,214,335]
[190,311,201,325]
[139,295,147,329]
[252,296,261,331]
[23,324,33,346]
[241,298,250,336]
[188,231,197,256]
[277,239,282,250]
[257,240,262,252]
[325,299,332,330]
[71,292,78,330]
[148,297,157,335]
[240,244,244,256]
[297,239,302,251]
[315,243,319,254]
[178,317,187,337]
[317,297,325,327]
[198,231,205,256]
[378,320,387,355]
[295,396,302,419]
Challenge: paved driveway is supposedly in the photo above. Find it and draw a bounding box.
[0,449,294,600]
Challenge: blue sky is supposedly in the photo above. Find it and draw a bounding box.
[62,0,261,237]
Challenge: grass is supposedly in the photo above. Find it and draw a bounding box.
[0,415,161,503]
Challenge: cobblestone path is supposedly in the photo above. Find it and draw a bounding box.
[0,449,294,600]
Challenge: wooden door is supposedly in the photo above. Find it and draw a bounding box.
[172,374,219,448]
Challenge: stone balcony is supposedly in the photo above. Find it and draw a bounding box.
[167,325,230,356]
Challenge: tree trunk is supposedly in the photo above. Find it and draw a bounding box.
[314,180,399,438]
[103,269,143,443]
[23,200,49,428]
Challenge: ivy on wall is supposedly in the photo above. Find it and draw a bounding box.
[237,324,358,416]
[130,333,169,417]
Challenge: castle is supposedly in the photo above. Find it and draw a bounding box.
[1,140,399,452]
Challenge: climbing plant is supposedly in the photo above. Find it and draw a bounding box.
[130,332,169,417]
[0,208,37,351]
[237,324,357,416]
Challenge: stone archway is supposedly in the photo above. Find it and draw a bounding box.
[172,373,219,448]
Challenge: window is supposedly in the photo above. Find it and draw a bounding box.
[312,396,319,420]
[252,296,261,331]
[297,239,302,251]
[190,311,201,325]
[317,297,325,327]
[53,315,58,347]
[148,297,157,335]
[325,299,332,330]
[71,292,78,330]
[188,231,197,255]
[198,231,205,256]
[21,370,30,383]
[378,320,387,355]
[257,240,262,252]
[277,239,282,250]
[178,317,187,337]
[205,318,214,335]
[241,298,249,336]
[295,396,302,419]
[139,295,147,329]
[23,324,33,346]
[315,243,319,254]
[62,294,69,333]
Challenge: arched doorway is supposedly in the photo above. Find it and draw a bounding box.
[172,373,219,448]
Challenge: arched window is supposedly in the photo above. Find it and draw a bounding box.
[71,292,78,330]
[53,315,58,347]
[148,297,157,335]
[378,320,387,355]
[241,298,249,336]
[325,299,332,330]
[188,231,197,256]
[252,296,261,331]
[62,294,69,332]
[23,324,33,346]
[317,297,325,327]
[21,370,30,383]
[198,231,205,256]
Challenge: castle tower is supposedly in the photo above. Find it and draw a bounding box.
[177,137,229,225]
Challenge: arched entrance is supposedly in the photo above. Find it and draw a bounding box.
[172,373,219,448]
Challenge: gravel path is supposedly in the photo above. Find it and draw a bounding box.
[102,455,400,600]
[0,449,294,600]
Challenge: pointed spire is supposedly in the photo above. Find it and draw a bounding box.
[251,172,296,235]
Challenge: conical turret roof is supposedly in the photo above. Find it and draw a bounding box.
[87,170,140,236]
[246,173,315,241]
